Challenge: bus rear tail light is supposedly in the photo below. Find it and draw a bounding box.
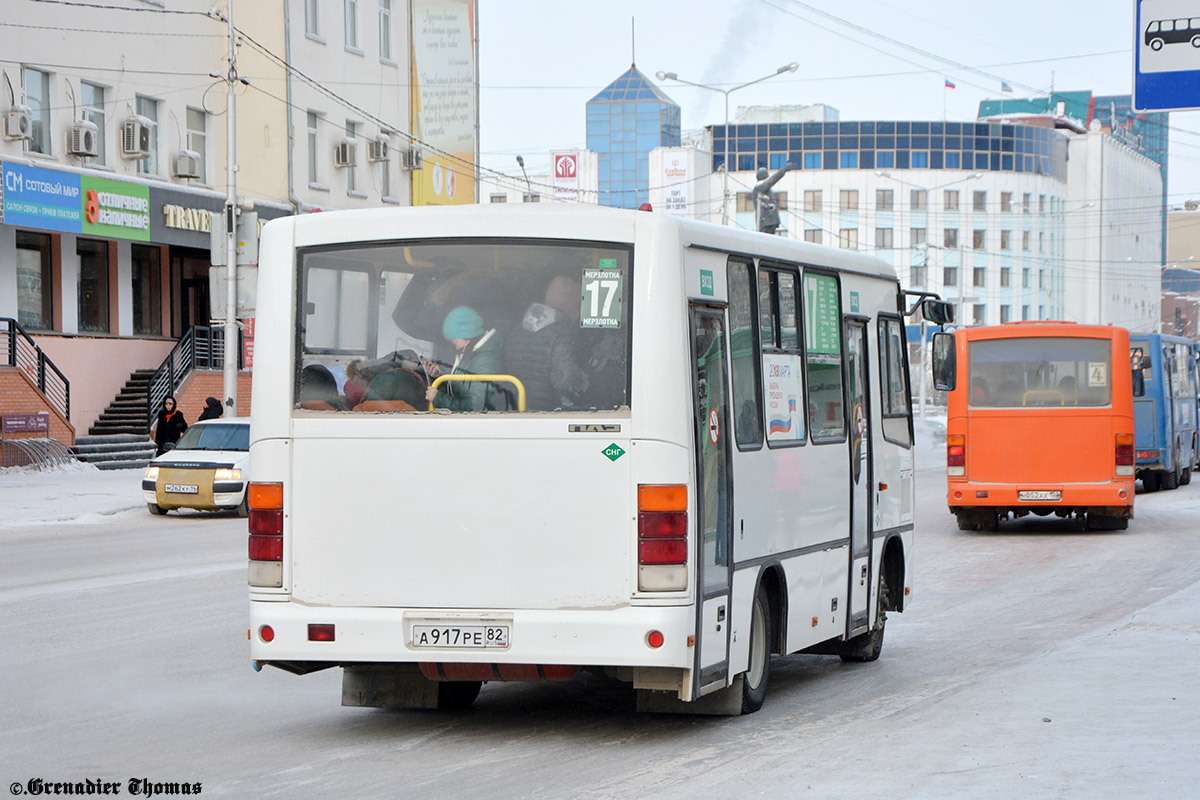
[248,482,284,588]
[1115,434,1135,476]
[637,485,687,591]
[947,434,966,477]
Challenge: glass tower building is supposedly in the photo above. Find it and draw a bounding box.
[586,65,681,209]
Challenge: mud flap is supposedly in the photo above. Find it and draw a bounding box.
[342,664,439,709]
[636,675,744,715]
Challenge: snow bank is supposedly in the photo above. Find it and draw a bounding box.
[0,464,145,528]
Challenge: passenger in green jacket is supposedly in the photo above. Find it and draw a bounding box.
[424,305,505,411]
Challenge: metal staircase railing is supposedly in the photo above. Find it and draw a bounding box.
[145,325,243,427]
[0,317,70,421]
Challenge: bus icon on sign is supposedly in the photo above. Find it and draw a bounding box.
[1144,17,1200,50]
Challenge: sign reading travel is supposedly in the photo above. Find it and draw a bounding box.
[1133,0,1200,111]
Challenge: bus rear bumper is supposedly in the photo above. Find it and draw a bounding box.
[249,601,695,670]
[948,480,1134,515]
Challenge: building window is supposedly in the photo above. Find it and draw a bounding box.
[379,0,392,60]
[186,107,207,183]
[1022,193,1031,212]
[804,190,822,211]
[973,304,986,324]
[490,194,507,203]
[877,150,895,168]
[305,0,320,36]
[973,267,987,287]
[804,228,822,244]
[523,194,539,203]
[839,190,859,210]
[1039,231,1044,252]
[345,120,358,192]
[973,190,987,211]
[77,239,110,333]
[876,189,893,211]
[131,244,161,336]
[16,232,53,330]
[1001,192,1013,212]
[804,152,822,169]
[840,151,858,169]
[945,151,961,169]
[944,266,958,287]
[944,228,959,248]
[839,228,859,249]
[307,112,320,184]
[1022,231,1030,251]
[1000,229,1011,250]
[775,192,788,211]
[1000,267,1011,287]
[1038,194,1046,213]
[911,266,927,286]
[875,228,893,249]
[911,189,927,210]
[911,227,927,247]
[973,229,986,250]
[1039,305,1046,319]
[81,82,106,166]
[911,151,928,168]
[136,95,159,175]
[345,0,359,49]
[1022,267,1030,288]
[736,192,753,213]
[1000,305,1011,323]
[944,190,959,210]
[1039,268,1045,289]
[23,67,50,154]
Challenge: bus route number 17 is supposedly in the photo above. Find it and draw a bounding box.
[581,268,622,328]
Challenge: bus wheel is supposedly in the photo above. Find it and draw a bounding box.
[437,681,482,710]
[1181,467,1192,486]
[840,574,888,663]
[1164,462,1180,491]
[741,586,772,714]
[955,514,975,531]
[1151,38,1164,50]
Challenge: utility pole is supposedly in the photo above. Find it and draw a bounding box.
[222,0,239,418]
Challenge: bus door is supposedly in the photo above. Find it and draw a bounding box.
[690,305,733,696]
[845,319,873,634]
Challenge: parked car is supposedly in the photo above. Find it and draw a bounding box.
[142,419,250,516]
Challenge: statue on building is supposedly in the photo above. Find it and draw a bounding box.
[751,163,794,234]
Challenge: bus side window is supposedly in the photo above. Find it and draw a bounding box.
[727,259,763,448]
[1131,348,1145,397]
[803,272,845,443]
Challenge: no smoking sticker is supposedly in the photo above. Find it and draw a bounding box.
[709,408,719,444]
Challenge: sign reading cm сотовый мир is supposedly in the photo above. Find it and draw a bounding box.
[2,162,149,241]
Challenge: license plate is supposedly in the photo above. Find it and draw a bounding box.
[411,625,510,649]
[165,484,199,494]
[1018,490,1061,502]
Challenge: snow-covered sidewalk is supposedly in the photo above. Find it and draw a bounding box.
[0,463,145,528]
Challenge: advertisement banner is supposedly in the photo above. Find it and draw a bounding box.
[553,153,579,202]
[1,162,82,233]
[662,154,688,215]
[411,0,477,206]
[81,175,150,242]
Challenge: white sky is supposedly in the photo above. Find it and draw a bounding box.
[478,0,1200,202]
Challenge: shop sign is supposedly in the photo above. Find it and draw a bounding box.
[162,204,213,233]
[80,175,150,242]
[1,162,82,233]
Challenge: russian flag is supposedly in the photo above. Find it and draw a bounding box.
[1001,81,1012,93]
[944,78,956,89]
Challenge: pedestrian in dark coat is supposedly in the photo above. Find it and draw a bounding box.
[197,396,223,421]
[153,396,188,455]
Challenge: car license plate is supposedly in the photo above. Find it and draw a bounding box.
[411,624,510,649]
[165,484,199,494]
[1018,490,1061,502]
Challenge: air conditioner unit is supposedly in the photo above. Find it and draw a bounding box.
[67,119,100,157]
[173,149,202,179]
[401,147,423,171]
[121,115,153,158]
[334,137,357,168]
[367,137,389,162]
[4,104,33,141]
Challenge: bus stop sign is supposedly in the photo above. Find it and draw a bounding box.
[1134,0,1200,111]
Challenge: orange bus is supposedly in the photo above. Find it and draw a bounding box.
[931,322,1135,531]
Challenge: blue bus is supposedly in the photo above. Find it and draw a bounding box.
[1130,334,1199,491]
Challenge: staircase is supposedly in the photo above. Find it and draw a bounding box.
[89,369,156,436]
[71,433,157,471]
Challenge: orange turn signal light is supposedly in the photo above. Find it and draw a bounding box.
[249,482,283,510]
[638,484,687,512]
[1116,433,1134,446]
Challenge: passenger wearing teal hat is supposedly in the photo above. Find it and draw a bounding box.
[424,305,505,411]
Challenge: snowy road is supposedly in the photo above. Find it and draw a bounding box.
[1,462,1198,799]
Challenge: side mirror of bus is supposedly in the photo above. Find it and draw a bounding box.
[931,332,956,391]
[920,299,955,327]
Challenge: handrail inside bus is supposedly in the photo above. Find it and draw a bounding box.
[402,247,435,268]
[428,374,527,411]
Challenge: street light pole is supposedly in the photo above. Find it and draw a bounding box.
[656,63,798,226]
[516,155,532,202]
[222,0,239,418]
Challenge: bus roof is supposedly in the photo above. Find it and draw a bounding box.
[956,321,1130,340]
[274,204,898,282]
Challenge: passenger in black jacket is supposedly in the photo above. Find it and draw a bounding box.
[153,396,188,456]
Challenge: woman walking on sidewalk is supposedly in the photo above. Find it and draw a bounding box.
[153,396,188,456]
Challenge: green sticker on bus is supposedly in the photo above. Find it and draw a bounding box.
[700,269,715,296]
[850,291,860,313]
[581,263,623,328]
[602,443,626,461]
